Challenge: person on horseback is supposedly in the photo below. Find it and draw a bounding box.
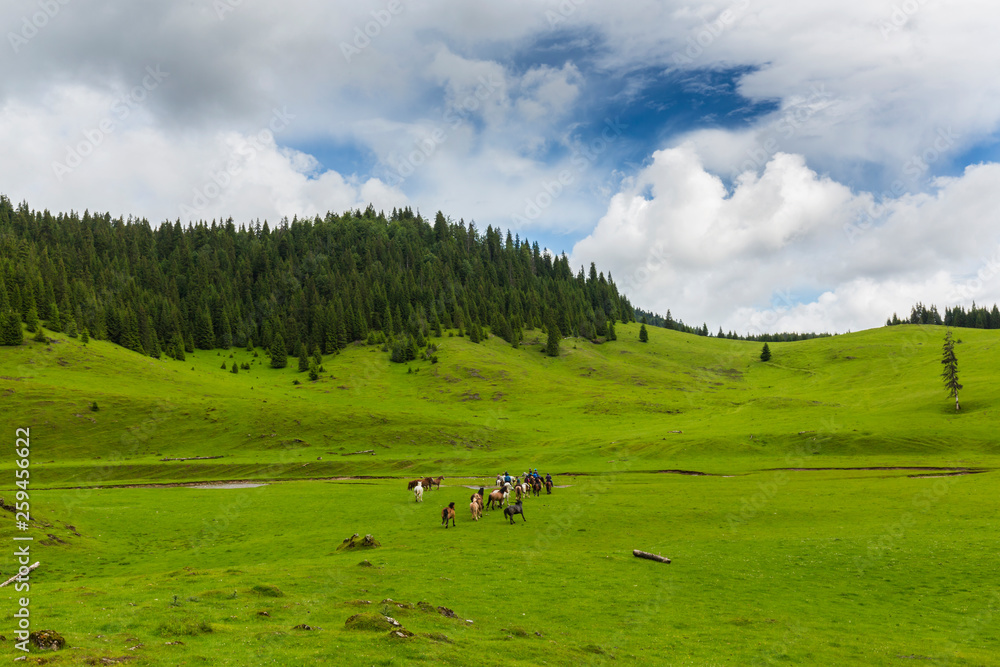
[545,472,552,484]
[503,471,512,485]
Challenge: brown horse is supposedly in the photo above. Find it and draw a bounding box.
[431,476,445,489]
[470,499,481,521]
[442,502,456,528]
[486,489,506,510]
[531,478,542,497]
[545,478,553,494]
[407,479,423,491]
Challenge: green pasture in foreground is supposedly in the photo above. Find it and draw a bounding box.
[8,470,1000,666]
[1,323,999,664]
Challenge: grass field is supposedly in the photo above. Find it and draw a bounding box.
[1,323,998,664]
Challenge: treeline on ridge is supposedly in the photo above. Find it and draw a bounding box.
[887,302,1000,329]
[0,196,635,360]
[634,307,830,343]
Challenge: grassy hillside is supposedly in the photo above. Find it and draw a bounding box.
[1,324,998,665]
[1,323,998,488]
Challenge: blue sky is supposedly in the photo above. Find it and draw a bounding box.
[3,1,1000,333]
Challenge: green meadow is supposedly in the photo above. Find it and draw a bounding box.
[1,323,998,664]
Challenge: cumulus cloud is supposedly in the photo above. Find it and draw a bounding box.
[572,148,1000,333]
[0,85,405,224]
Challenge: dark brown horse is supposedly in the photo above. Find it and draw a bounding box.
[407,479,423,491]
[441,502,456,528]
[431,476,445,489]
[531,478,542,497]
[545,479,553,494]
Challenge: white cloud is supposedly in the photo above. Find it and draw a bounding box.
[0,86,405,224]
[573,147,1000,333]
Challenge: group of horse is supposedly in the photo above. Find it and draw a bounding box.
[464,485,525,526]
[407,476,444,503]
[406,473,553,527]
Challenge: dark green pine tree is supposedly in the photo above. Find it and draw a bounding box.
[246,337,254,352]
[195,308,214,350]
[545,313,560,357]
[639,323,648,343]
[25,305,39,333]
[297,342,309,372]
[270,334,287,369]
[941,331,962,411]
[469,321,481,343]
[308,359,319,381]
[171,332,185,361]
[607,320,617,341]
[231,362,239,374]
[760,343,772,362]
[80,327,89,345]
[1,310,24,345]
[312,345,322,367]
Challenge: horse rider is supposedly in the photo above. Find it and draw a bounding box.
[545,472,552,484]
[503,471,512,485]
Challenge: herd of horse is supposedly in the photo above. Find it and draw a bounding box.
[405,474,553,527]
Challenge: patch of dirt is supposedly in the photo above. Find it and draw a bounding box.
[908,471,988,478]
[459,391,481,401]
[655,469,715,476]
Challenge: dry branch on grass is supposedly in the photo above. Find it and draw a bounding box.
[632,549,671,564]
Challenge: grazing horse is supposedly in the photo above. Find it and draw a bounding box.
[503,500,526,524]
[431,476,445,490]
[545,478,553,494]
[442,502,456,528]
[414,481,424,503]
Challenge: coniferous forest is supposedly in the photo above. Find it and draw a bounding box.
[0,196,635,359]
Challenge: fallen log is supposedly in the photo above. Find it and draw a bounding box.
[0,561,39,588]
[160,456,224,461]
[341,449,375,456]
[633,549,671,564]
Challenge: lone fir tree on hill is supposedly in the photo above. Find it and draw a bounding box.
[941,331,962,411]
[270,334,287,369]
[760,343,771,362]
[639,324,648,343]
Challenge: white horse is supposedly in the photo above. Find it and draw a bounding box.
[413,481,423,503]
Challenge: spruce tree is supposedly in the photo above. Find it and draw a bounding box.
[297,342,309,372]
[33,327,47,343]
[312,345,322,367]
[246,337,254,352]
[1,310,23,345]
[270,334,287,368]
[308,359,319,381]
[639,323,648,343]
[760,343,771,362]
[25,305,39,333]
[80,328,89,345]
[607,320,617,341]
[469,321,481,343]
[545,314,560,357]
[941,331,962,411]
[231,362,239,374]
